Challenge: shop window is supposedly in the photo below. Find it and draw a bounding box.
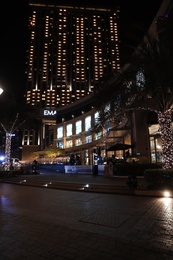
[86,135,92,143]
[76,138,82,146]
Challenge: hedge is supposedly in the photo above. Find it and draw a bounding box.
[144,168,173,189]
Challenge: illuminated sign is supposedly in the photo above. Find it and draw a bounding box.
[43,110,57,116]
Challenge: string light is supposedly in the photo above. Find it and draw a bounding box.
[1,113,19,171]
[158,110,173,170]
[127,106,173,170]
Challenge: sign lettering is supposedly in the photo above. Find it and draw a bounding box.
[43,110,57,116]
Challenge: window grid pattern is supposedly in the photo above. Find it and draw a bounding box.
[26,4,120,108]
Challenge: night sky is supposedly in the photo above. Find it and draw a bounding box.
[0,0,163,101]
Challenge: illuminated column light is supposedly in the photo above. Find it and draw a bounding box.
[158,110,173,170]
[1,113,19,171]
[4,133,12,171]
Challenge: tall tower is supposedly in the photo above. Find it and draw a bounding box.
[25,1,120,109]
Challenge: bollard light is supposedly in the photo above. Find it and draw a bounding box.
[163,191,171,198]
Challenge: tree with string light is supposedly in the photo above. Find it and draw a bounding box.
[123,17,173,170]
[1,113,21,170]
[0,92,41,171]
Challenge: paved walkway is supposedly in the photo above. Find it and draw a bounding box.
[1,177,173,260]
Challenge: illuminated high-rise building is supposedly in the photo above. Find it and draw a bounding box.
[25,1,121,109]
[22,1,121,159]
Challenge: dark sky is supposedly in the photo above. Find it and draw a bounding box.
[0,0,163,100]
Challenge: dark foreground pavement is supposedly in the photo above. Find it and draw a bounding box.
[1,172,173,259]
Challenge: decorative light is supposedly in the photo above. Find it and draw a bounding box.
[1,113,20,171]
[158,110,173,170]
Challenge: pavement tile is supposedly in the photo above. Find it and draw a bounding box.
[1,173,173,259]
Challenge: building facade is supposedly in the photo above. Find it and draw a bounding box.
[22,0,173,165]
[22,1,121,158]
[25,2,120,108]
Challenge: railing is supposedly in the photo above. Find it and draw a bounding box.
[64,165,106,175]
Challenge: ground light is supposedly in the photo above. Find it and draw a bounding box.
[163,191,171,198]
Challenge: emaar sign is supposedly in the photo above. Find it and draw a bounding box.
[43,110,57,116]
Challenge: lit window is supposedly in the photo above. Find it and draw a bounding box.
[94,111,99,124]
[76,138,82,146]
[76,120,82,134]
[86,135,92,143]
[66,139,73,148]
[57,126,63,139]
[85,116,91,131]
[66,123,72,137]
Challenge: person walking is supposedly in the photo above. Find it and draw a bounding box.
[32,160,38,174]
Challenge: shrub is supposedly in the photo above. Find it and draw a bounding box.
[144,168,173,189]
[0,170,20,178]
[114,163,162,176]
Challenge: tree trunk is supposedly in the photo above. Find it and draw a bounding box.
[158,110,173,170]
[4,132,12,171]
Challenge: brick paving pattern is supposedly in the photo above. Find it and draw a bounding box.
[0,174,173,259]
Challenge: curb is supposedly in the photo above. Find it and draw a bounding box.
[135,188,173,198]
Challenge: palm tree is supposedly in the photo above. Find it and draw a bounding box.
[93,14,173,170]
